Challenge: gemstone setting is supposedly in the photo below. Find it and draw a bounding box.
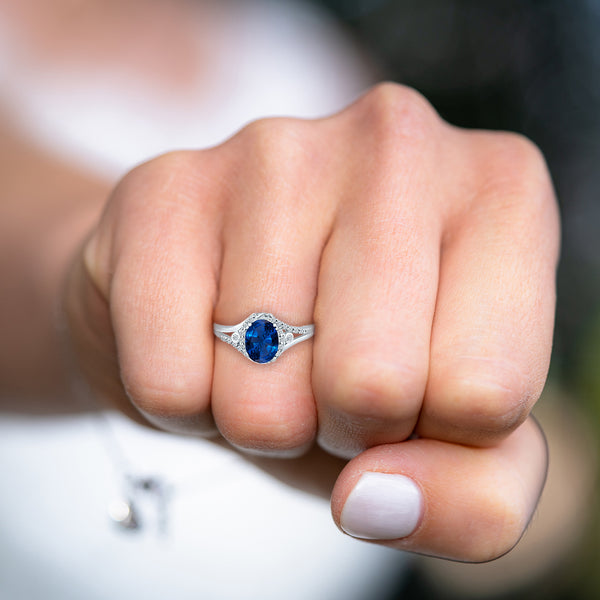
[213,312,314,364]
[245,319,279,363]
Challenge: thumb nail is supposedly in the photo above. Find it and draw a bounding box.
[340,472,422,540]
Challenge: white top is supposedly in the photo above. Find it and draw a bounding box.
[0,1,407,598]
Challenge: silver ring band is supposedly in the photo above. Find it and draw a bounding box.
[213,312,314,364]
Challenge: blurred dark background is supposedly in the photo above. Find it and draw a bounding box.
[315,1,600,598]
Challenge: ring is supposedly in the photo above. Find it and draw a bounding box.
[213,313,315,364]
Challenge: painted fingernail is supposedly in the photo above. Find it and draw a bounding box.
[340,472,422,540]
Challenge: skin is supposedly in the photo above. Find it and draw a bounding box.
[60,84,559,562]
[0,0,560,567]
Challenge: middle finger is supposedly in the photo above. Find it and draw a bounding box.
[313,102,444,459]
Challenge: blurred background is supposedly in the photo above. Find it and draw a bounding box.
[1,0,599,599]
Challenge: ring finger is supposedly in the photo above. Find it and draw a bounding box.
[210,120,335,456]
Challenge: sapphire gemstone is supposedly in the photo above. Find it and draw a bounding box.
[245,319,279,363]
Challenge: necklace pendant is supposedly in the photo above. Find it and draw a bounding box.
[108,499,140,530]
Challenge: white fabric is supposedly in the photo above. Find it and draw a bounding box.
[0,1,407,599]
[0,412,403,600]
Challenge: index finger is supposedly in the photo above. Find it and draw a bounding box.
[82,151,223,433]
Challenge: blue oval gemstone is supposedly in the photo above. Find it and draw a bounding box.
[245,319,279,363]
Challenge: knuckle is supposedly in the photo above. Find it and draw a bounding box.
[212,376,317,454]
[108,150,221,255]
[357,82,438,147]
[112,149,218,225]
[493,131,547,176]
[123,368,207,418]
[436,375,533,444]
[234,117,318,205]
[328,357,425,422]
[226,425,314,456]
[220,404,316,455]
[476,131,555,216]
[238,117,313,164]
[465,476,530,563]
[145,149,199,178]
[122,150,199,195]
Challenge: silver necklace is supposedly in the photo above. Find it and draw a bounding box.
[59,315,242,536]
[92,411,172,534]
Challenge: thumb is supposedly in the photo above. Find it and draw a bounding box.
[331,417,547,563]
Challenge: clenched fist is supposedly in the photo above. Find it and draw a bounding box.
[66,83,559,561]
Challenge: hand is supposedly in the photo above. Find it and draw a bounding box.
[66,83,559,561]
